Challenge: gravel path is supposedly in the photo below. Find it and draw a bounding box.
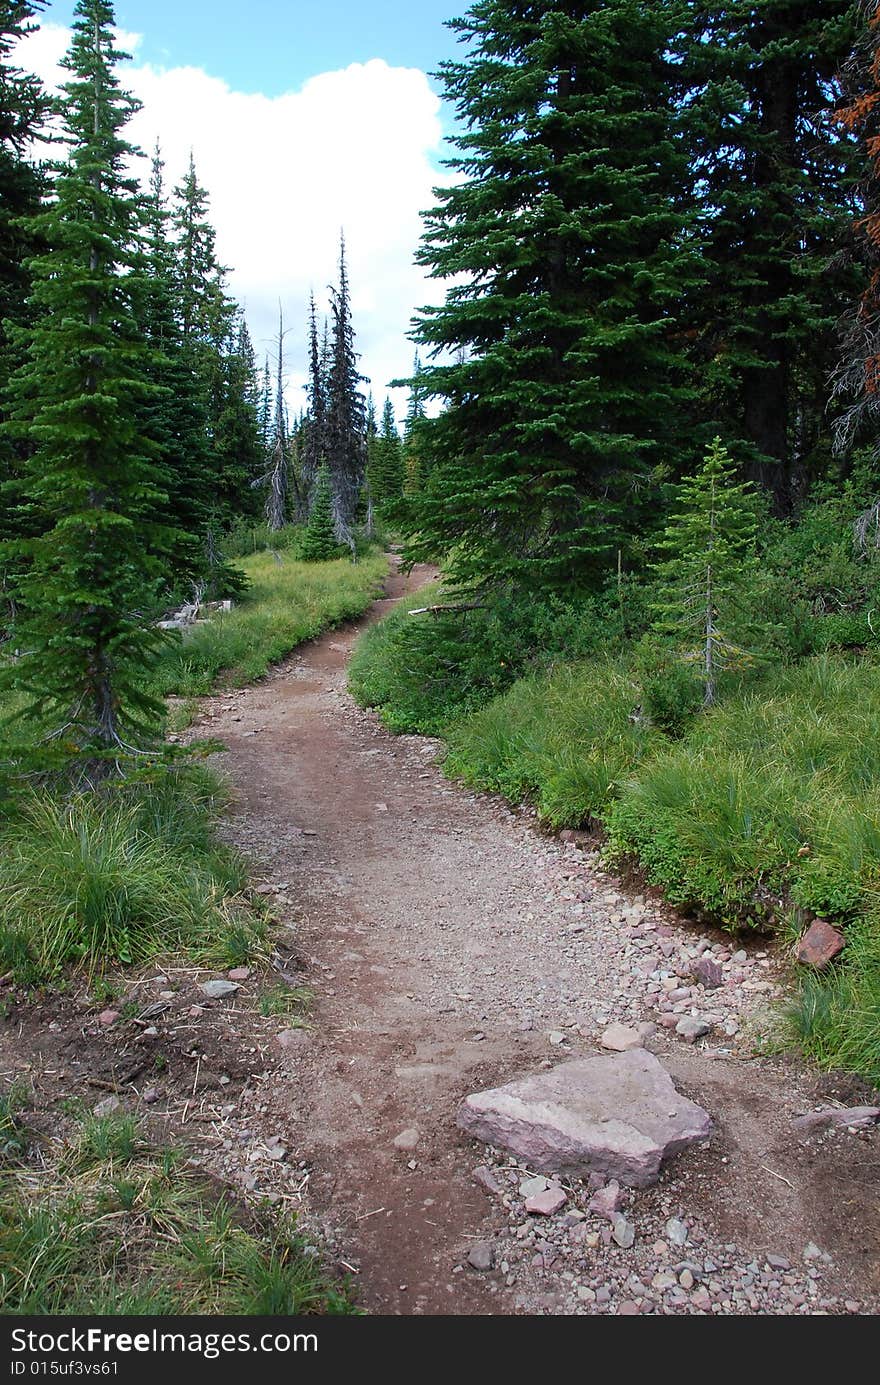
[194,560,880,1316]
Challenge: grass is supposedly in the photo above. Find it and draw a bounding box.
[0,768,256,980]
[155,548,388,697]
[0,1106,356,1315]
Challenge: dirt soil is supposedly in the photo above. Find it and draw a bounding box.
[3,558,879,1317]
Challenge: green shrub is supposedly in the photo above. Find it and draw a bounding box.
[349,582,631,735]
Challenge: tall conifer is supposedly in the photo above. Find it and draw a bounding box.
[2,0,176,770]
[402,0,703,593]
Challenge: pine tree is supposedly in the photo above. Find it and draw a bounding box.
[368,397,404,509]
[299,464,338,561]
[1,0,177,771]
[302,291,327,509]
[832,1,880,457]
[401,0,704,594]
[650,438,759,706]
[0,2,49,557]
[263,311,290,531]
[326,232,367,542]
[140,142,207,578]
[682,0,860,507]
[213,311,264,519]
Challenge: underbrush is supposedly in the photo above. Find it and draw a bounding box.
[348,580,630,735]
[0,768,263,981]
[0,1104,355,1315]
[155,548,388,697]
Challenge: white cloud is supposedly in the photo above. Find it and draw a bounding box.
[17,23,446,420]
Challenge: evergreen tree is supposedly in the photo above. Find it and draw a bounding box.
[682,0,860,506]
[302,291,327,509]
[650,438,759,706]
[326,232,366,542]
[299,464,338,561]
[368,396,404,509]
[832,0,880,458]
[264,312,290,531]
[1,0,176,771]
[0,2,48,557]
[213,311,264,519]
[140,143,207,577]
[402,0,704,594]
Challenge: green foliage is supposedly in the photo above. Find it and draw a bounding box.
[0,768,249,977]
[784,915,880,1085]
[155,548,386,695]
[0,2,178,770]
[349,583,616,735]
[650,438,761,705]
[300,465,341,563]
[445,660,662,826]
[400,0,704,592]
[0,1111,356,1315]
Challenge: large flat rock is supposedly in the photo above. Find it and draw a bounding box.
[457,1050,712,1188]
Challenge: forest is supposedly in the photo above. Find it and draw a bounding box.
[1,0,879,1323]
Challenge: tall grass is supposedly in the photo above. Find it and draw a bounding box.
[445,659,663,825]
[155,549,388,697]
[0,770,254,978]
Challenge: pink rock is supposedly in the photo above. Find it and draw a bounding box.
[793,1105,879,1132]
[618,1300,641,1315]
[600,1023,643,1052]
[525,1186,568,1216]
[588,1180,624,1220]
[458,1050,713,1188]
[98,1009,120,1027]
[693,957,723,988]
[227,967,251,982]
[796,919,845,968]
[472,1165,502,1195]
[276,1028,309,1051]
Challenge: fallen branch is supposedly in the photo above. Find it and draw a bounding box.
[407,602,485,616]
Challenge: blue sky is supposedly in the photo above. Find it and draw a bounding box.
[45,0,464,98]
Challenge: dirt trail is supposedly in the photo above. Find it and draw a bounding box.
[205,559,880,1316]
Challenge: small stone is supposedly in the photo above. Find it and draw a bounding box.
[519,1175,550,1199]
[142,1026,159,1038]
[472,1165,502,1195]
[675,1016,711,1042]
[142,1087,160,1104]
[692,957,723,989]
[600,1023,643,1052]
[652,1270,677,1290]
[393,1127,420,1151]
[97,1009,120,1027]
[679,1269,695,1290]
[467,1242,495,1271]
[276,1028,309,1051]
[617,1300,640,1315]
[187,1006,203,1018]
[637,1021,657,1040]
[548,1030,567,1046]
[227,967,251,982]
[766,1255,791,1271]
[665,1217,689,1246]
[588,1180,624,1221]
[793,1105,879,1132]
[611,1213,635,1249]
[199,979,240,1001]
[525,1186,568,1216]
[93,1095,121,1117]
[796,919,845,969]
